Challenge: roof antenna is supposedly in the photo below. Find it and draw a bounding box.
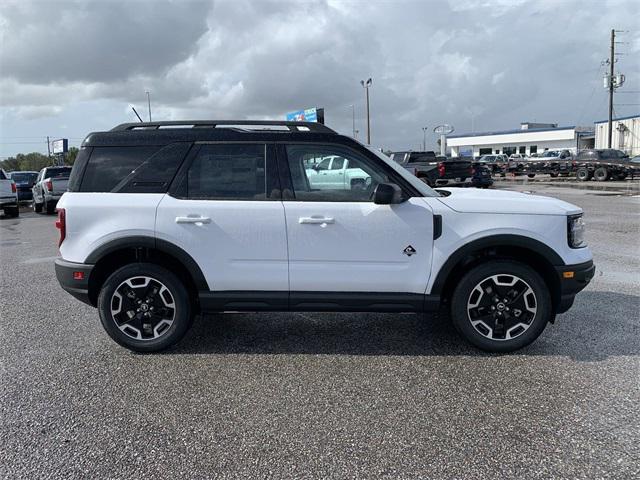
[131,106,144,122]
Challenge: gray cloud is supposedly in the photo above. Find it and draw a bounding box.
[0,0,638,155]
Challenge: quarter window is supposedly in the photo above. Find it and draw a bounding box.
[185,144,266,200]
[285,145,392,202]
[80,146,160,192]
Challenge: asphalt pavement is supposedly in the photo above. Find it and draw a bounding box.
[1,186,638,479]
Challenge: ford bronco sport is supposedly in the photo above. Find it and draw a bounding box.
[55,121,594,353]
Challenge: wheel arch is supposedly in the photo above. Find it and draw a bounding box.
[86,236,208,308]
[431,234,563,312]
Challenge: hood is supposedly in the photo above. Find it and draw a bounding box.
[436,188,582,216]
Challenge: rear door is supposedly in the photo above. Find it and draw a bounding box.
[280,143,434,297]
[155,143,288,293]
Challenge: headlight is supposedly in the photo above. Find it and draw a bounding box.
[568,214,586,248]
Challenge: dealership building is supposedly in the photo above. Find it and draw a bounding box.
[447,122,595,157]
[594,114,640,156]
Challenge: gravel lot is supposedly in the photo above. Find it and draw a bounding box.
[1,185,638,479]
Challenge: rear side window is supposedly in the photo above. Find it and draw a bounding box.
[44,167,72,178]
[80,146,160,192]
[0,170,7,180]
[185,144,266,200]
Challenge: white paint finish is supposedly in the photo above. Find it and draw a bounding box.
[448,128,576,147]
[423,197,593,294]
[155,195,288,291]
[594,116,640,155]
[283,197,434,293]
[57,192,163,263]
[436,188,583,216]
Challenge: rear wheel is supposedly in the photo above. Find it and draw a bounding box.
[594,167,609,182]
[97,263,194,352]
[33,201,43,213]
[3,206,19,217]
[527,173,535,178]
[549,172,559,178]
[45,201,56,214]
[451,261,552,352]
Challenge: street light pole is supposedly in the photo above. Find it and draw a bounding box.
[360,78,372,144]
[349,104,356,138]
[146,91,152,122]
[422,127,428,151]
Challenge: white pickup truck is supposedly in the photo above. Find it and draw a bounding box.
[0,168,19,217]
[32,166,72,214]
[305,155,371,191]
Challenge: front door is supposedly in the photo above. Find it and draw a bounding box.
[281,143,434,296]
[155,143,288,293]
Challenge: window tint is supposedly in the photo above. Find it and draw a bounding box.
[186,144,266,200]
[0,170,7,180]
[80,147,160,192]
[44,167,72,178]
[285,144,392,202]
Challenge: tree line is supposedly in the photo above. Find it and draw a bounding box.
[0,147,79,172]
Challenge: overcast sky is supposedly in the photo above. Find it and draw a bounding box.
[0,0,638,158]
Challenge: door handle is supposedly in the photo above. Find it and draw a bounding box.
[175,215,211,224]
[299,216,335,225]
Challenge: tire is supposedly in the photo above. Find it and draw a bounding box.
[97,263,194,352]
[614,173,627,181]
[527,173,535,178]
[594,167,609,182]
[45,201,56,214]
[33,201,43,213]
[549,172,559,178]
[4,206,19,218]
[576,168,590,182]
[450,261,552,352]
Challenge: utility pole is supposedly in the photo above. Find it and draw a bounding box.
[360,78,372,144]
[350,104,356,138]
[146,91,152,122]
[46,136,51,157]
[608,29,615,148]
[422,127,428,151]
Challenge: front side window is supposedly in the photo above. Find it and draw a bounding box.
[185,144,266,200]
[285,144,391,202]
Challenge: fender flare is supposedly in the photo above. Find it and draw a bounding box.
[430,234,564,295]
[85,235,208,291]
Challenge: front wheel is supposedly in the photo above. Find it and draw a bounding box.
[451,261,552,352]
[97,263,194,352]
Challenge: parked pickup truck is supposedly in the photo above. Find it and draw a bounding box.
[391,151,473,187]
[522,150,575,178]
[574,149,637,181]
[0,168,19,217]
[305,155,371,191]
[32,166,72,214]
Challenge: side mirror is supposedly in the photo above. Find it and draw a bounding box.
[373,183,403,205]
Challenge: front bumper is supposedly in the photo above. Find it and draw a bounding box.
[555,260,595,313]
[55,258,95,306]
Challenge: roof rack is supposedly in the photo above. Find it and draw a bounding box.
[111,120,336,134]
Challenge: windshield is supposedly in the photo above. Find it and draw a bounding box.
[541,151,559,157]
[361,144,440,197]
[45,167,72,178]
[10,172,38,183]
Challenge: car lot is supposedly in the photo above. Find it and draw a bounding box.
[1,185,638,479]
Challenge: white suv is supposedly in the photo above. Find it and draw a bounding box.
[55,121,594,353]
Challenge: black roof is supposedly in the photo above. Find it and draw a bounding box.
[83,120,340,147]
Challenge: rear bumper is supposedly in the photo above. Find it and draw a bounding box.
[0,196,17,207]
[55,258,95,306]
[555,260,595,313]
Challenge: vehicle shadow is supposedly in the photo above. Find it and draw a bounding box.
[166,291,639,362]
